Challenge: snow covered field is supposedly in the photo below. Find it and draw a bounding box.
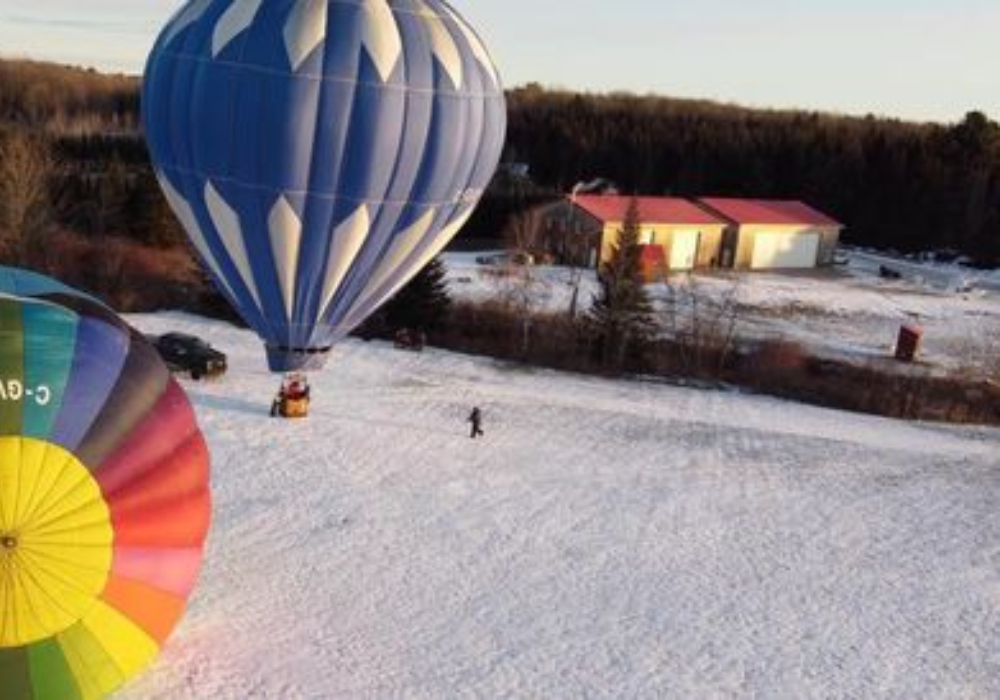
[121,312,999,698]
[443,250,1000,373]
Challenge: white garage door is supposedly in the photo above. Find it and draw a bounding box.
[751,232,820,269]
[670,230,700,270]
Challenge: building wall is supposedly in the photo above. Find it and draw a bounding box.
[815,227,842,266]
[732,224,843,269]
[536,203,603,267]
[599,223,728,269]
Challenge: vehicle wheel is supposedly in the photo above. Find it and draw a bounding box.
[191,370,203,381]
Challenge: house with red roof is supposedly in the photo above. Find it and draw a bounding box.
[535,194,842,274]
[536,195,729,278]
[697,198,843,270]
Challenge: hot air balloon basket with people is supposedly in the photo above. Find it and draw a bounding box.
[271,373,312,419]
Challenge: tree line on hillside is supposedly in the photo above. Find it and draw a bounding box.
[0,59,139,132]
[504,85,1000,264]
[0,61,176,257]
[1,58,998,281]
[0,61,189,307]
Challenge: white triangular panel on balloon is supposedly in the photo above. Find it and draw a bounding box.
[154,171,238,302]
[162,0,214,48]
[268,196,304,322]
[340,208,443,329]
[378,207,476,307]
[416,0,464,89]
[358,209,437,303]
[317,205,372,323]
[212,0,264,58]
[204,181,263,312]
[359,0,403,83]
[283,0,328,71]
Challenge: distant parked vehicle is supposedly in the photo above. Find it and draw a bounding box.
[931,249,961,264]
[954,278,975,294]
[393,328,426,352]
[148,332,227,380]
[956,256,996,270]
[475,250,535,266]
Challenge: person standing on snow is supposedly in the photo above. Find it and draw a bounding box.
[468,406,484,439]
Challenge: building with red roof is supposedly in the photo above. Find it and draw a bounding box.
[536,195,729,278]
[697,198,843,269]
[532,194,843,273]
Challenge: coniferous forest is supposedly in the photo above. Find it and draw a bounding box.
[504,85,1000,263]
[1,58,998,301]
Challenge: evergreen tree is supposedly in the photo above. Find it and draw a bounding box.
[384,257,452,334]
[588,197,655,371]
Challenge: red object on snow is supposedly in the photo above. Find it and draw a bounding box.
[640,244,665,264]
[637,244,666,282]
[895,324,923,362]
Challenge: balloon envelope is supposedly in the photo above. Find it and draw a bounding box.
[143,0,506,371]
[0,267,211,698]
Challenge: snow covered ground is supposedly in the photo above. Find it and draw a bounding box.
[121,312,999,699]
[443,251,1000,373]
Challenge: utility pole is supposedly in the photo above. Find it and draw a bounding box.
[567,182,584,319]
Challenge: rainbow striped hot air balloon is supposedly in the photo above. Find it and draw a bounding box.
[0,267,211,698]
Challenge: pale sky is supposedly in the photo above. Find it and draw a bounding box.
[0,0,997,123]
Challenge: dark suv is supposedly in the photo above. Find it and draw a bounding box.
[148,332,227,380]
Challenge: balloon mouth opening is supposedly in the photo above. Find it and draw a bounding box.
[1,534,18,551]
[266,344,332,372]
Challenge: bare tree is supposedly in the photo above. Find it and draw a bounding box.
[0,131,53,263]
[563,188,601,320]
[502,207,542,255]
[488,259,546,358]
[563,215,594,319]
[658,274,742,378]
[495,207,560,356]
[956,325,1000,385]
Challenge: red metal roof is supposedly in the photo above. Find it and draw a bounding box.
[698,198,842,226]
[572,195,726,226]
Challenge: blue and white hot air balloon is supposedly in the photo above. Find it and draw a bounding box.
[143,0,506,371]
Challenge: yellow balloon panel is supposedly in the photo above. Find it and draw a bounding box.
[56,603,159,699]
[0,436,113,647]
